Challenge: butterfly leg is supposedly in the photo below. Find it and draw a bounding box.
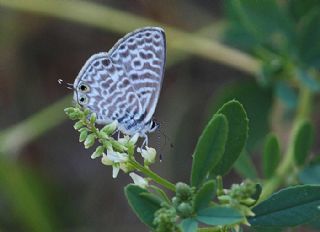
[141,134,149,147]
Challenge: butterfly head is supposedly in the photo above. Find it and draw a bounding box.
[73,81,91,106]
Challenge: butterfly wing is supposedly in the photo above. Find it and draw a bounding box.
[108,27,166,126]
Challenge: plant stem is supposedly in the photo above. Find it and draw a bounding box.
[260,87,312,201]
[129,160,176,192]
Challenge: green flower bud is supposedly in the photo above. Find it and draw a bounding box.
[83,108,91,116]
[99,131,109,139]
[68,112,80,120]
[218,195,231,204]
[91,146,104,159]
[73,121,84,130]
[177,202,193,218]
[172,197,179,207]
[176,182,192,201]
[239,198,256,206]
[79,129,88,142]
[101,121,118,135]
[84,133,96,149]
[90,113,96,124]
[153,204,177,232]
[64,107,75,115]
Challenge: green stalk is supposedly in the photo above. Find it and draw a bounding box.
[129,160,176,192]
[0,96,71,156]
[260,87,312,201]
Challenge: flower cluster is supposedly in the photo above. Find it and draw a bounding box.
[218,179,258,222]
[64,106,157,185]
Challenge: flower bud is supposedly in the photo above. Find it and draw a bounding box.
[101,153,113,166]
[176,182,192,201]
[177,202,193,218]
[129,172,148,188]
[64,107,75,115]
[101,121,118,135]
[90,113,96,124]
[79,129,88,142]
[84,133,96,148]
[91,146,104,159]
[138,146,156,165]
[73,121,84,130]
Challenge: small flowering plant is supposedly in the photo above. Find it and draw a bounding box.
[64,100,320,232]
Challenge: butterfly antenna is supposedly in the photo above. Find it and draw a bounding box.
[58,79,74,90]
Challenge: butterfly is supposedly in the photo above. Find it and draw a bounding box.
[69,27,166,146]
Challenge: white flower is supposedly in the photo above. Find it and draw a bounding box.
[101,149,129,178]
[137,146,156,165]
[129,172,148,188]
[112,165,120,178]
[101,153,113,165]
[106,149,128,163]
[118,135,130,145]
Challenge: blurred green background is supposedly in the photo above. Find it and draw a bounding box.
[0,0,319,231]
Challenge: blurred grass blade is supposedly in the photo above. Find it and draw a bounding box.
[0,96,71,156]
[0,0,260,75]
[0,155,56,231]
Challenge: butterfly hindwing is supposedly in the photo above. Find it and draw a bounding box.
[109,27,166,125]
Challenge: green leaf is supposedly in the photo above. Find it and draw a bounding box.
[149,185,171,203]
[224,0,294,52]
[234,150,258,179]
[191,114,228,187]
[124,184,162,229]
[180,218,198,232]
[208,81,272,151]
[210,100,249,176]
[249,185,320,227]
[263,133,280,179]
[293,120,314,166]
[252,184,263,202]
[196,206,244,226]
[299,164,320,184]
[194,180,216,212]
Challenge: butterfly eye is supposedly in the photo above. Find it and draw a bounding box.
[79,95,88,105]
[79,84,90,92]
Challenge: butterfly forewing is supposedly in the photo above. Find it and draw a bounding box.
[73,27,166,137]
